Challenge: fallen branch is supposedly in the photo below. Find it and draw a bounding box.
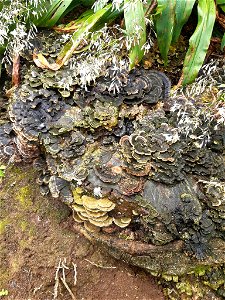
[12,52,20,87]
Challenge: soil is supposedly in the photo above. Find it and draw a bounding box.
[0,164,165,300]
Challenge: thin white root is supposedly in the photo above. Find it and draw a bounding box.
[60,276,77,300]
[53,258,77,299]
[53,258,62,299]
[85,258,116,269]
[72,262,77,286]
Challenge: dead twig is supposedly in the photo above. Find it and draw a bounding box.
[216,8,225,30]
[145,0,157,17]
[12,52,20,87]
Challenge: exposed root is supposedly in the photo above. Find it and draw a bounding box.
[60,276,76,300]
[72,262,77,286]
[53,258,77,300]
[85,258,116,269]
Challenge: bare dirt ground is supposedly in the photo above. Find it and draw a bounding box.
[0,164,165,300]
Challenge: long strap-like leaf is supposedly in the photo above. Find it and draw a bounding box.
[56,4,112,66]
[34,0,75,27]
[181,0,216,85]
[172,0,196,44]
[124,0,146,69]
[154,0,176,65]
[221,33,225,51]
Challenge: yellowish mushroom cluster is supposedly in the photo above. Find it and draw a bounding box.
[72,188,131,232]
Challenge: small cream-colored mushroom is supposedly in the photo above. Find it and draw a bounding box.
[82,195,115,212]
[132,210,139,216]
[82,195,99,210]
[73,211,83,223]
[89,213,109,222]
[85,209,108,218]
[72,203,85,212]
[97,198,116,211]
[72,188,83,205]
[77,211,89,221]
[84,207,102,212]
[89,216,113,227]
[113,217,132,228]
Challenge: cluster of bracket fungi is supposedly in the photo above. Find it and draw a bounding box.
[0,32,224,261]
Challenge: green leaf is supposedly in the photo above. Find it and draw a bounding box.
[93,0,109,11]
[34,0,75,27]
[221,33,225,51]
[153,4,166,15]
[216,0,225,11]
[172,0,196,44]
[216,0,225,4]
[124,0,146,69]
[81,0,96,6]
[33,0,95,25]
[219,4,225,12]
[154,0,176,64]
[181,0,216,85]
[56,4,113,66]
[93,7,123,31]
[54,9,94,32]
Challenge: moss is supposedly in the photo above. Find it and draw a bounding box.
[118,232,134,240]
[10,255,24,274]
[203,279,225,291]
[193,265,211,276]
[0,218,9,235]
[18,238,31,249]
[19,220,35,237]
[0,289,8,297]
[162,274,173,281]
[176,281,193,296]
[20,220,28,232]
[16,186,33,208]
[149,271,159,277]
[172,276,179,283]
[3,165,35,189]
[10,166,23,175]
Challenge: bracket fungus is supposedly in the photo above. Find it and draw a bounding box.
[0,31,225,288]
[71,188,131,232]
